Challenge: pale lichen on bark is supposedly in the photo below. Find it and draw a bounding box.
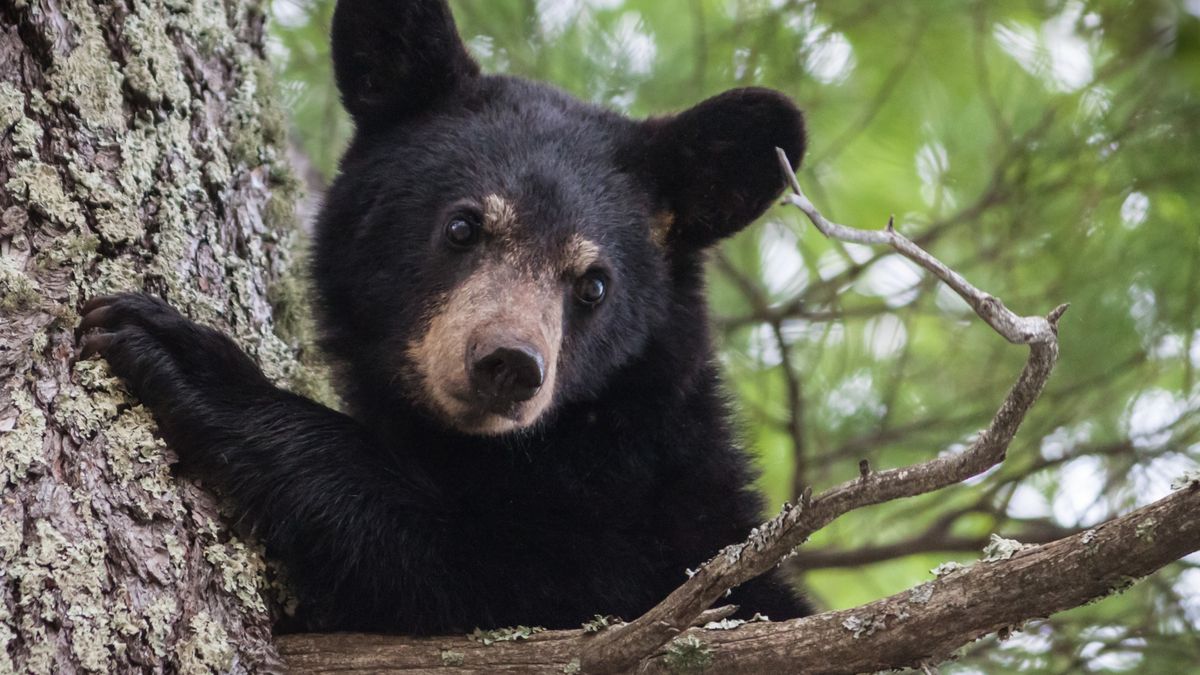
[0,0,319,670]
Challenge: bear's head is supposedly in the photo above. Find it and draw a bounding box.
[314,0,805,437]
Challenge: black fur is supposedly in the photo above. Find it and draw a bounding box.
[80,0,809,634]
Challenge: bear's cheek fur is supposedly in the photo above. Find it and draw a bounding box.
[405,257,564,436]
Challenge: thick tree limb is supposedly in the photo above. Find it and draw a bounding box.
[277,483,1200,673]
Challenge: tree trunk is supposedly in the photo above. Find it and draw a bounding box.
[0,0,314,671]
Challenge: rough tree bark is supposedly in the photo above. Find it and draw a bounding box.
[0,0,319,671]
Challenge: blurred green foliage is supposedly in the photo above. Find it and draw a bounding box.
[269,0,1200,671]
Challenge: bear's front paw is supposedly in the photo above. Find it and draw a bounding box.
[76,293,270,413]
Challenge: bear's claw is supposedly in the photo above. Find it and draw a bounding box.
[78,332,114,361]
[76,305,114,340]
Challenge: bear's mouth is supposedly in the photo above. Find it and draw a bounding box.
[448,390,524,421]
[434,388,543,436]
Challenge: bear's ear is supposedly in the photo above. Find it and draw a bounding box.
[629,88,806,250]
[331,0,480,126]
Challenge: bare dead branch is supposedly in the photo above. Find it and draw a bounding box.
[575,153,1066,674]
[773,148,1068,346]
[276,483,1200,673]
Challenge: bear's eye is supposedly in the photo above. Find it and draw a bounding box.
[574,271,608,306]
[445,215,481,248]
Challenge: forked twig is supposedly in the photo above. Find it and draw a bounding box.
[580,151,1067,674]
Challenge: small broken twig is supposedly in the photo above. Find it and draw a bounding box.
[579,153,1066,674]
[774,147,1068,345]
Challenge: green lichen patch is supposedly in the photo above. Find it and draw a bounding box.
[54,377,123,438]
[842,614,882,639]
[702,613,768,631]
[165,0,233,55]
[144,595,179,657]
[266,242,338,407]
[0,254,41,313]
[66,161,140,245]
[46,0,125,130]
[562,658,582,674]
[582,614,623,634]
[469,625,546,646]
[100,405,167,487]
[909,583,935,605]
[163,533,186,574]
[663,634,714,673]
[5,160,86,229]
[0,82,23,129]
[1135,517,1158,542]
[122,0,191,107]
[81,396,189,523]
[1,83,42,157]
[11,118,43,157]
[110,604,141,639]
[114,121,170,197]
[175,612,234,674]
[20,623,54,675]
[982,534,1032,562]
[225,62,268,167]
[256,64,287,149]
[0,510,22,565]
[266,253,309,346]
[440,650,465,666]
[842,609,910,640]
[202,540,269,614]
[73,357,125,395]
[1172,470,1200,491]
[202,158,231,191]
[931,561,966,577]
[35,227,100,272]
[0,619,14,674]
[89,257,144,297]
[263,189,295,232]
[0,384,47,484]
[23,520,113,672]
[225,54,291,169]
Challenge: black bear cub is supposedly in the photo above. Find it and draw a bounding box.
[78,0,809,633]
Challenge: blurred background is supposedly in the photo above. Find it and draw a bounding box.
[268,1,1200,671]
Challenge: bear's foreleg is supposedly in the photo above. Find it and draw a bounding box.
[77,294,466,630]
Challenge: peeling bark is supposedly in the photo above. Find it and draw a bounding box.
[0,0,313,671]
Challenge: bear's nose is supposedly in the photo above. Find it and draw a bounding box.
[470,345,545,406]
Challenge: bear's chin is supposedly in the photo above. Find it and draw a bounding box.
[430,398,547,437]
[453,417,530,437]
[416,377,555,437]
[442,413,538,437]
